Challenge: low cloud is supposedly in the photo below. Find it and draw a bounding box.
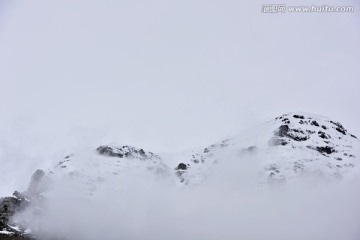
[15,156,360,240]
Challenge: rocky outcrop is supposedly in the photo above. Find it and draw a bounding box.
[264,113,359,181]
[26,170,45,196]
[0,170,46,240]
[174,163,189,183]
[0,193,31,239]
[96,145,160,160]
[169,113,359,186]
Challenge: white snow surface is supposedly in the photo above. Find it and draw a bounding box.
[42,112,360,192]
[0,229,13,235]
[10,112,360,240]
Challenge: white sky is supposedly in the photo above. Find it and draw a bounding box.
[0,0,359,154]
[1,2,360,236]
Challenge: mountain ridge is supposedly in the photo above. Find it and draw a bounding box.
[1,112,359,240]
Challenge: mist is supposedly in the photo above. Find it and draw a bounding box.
[15,154,360,240]
[1,0,360,193]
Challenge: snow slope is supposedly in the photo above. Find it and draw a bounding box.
[1,112,359,240]
[175,112,360,185]
[40,112,360,191]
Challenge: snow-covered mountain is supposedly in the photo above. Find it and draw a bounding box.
[1,112,359,240]
[175,112,359,185]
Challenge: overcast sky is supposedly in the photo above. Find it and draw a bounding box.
[0,0,360,192]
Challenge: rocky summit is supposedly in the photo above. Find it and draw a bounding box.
[1,112,359,240]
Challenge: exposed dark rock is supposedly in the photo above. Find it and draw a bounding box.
[335,127,346,135]
[321,125,327,130]
[12,192,22,200]
[175,163,188,171]
[174,163,190,183]
[274,125,310,142]
[316,146,335,155]
[291,135,309,141]
[330,121,344,129]
[277,125,290,137]
[350,134,357,139]
[329,121,347,135]
[57,159,69,168]
[0,169,46,240]
[139,149,146,156]
[293,115,304,119]
[97,146,124,158]
[311,120,319,127]
[0,233,33,240]
[96,145,159,160]
[0,193,31,239]
[292,129,303,133]
[64,154,73,159]
[0,168,48,240]
[281,118,290,124]
[318,131,330,139]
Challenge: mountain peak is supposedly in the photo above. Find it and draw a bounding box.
[1,112,359,240]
